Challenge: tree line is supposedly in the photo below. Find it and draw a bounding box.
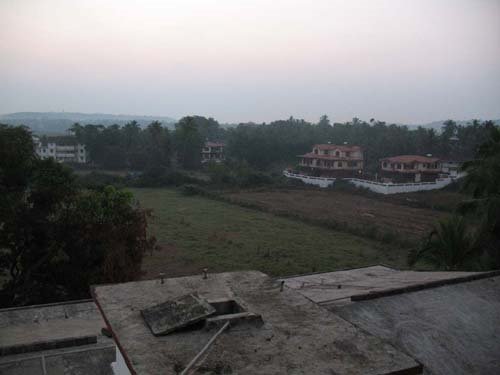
[71,115,495,173]
[70,116,223,171]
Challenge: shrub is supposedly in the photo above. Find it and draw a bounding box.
[181,184,208,196]
[76,171,126,189]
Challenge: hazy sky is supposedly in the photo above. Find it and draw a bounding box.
[1,0,499,124]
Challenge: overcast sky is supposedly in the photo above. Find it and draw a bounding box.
[1,0,499,124]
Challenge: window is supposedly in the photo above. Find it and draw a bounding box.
[383,162,387,168]
[345,151,350,157]
[323,150,328,155]
[337,161,343,168]
[335,151,340,157]
[314,148,318,154]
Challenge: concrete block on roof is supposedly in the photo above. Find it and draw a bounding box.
[141,293,216,336]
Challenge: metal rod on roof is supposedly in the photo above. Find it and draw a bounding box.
[180,321,230,375]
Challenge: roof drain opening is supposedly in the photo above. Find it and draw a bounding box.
[205,298,263,330]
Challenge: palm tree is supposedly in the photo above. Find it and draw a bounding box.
[408,215,477,270]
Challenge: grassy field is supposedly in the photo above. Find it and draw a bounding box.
[131,188,411,279]
[223,189,449,242]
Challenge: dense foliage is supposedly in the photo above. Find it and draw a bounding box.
[460,126,500,267]
[0,125,156,307]
[71,121,172,171]
[71,116,495,174]
[410,126,500,270]
[226,117,495,171]
[408,215,477,270]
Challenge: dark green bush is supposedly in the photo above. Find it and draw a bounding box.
[76,171,126,189]
[180,184,209,196]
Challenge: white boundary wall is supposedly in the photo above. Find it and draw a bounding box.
[283,170,336,188]
[346,177,454,194]
[284,170,459,194]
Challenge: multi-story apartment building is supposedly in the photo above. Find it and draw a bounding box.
[34,136,87,163]
[379,155,441,182]
[201,141,225,163]
[298,144,364,177]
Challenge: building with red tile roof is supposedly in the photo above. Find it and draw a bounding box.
[298,144,364,177]
[379,155,442,182]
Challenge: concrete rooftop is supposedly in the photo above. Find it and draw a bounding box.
[333,275,500,375]
[0,300,115,375]
[93,271,421,375]
[281,265,486,307]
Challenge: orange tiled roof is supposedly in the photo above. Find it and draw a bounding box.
[314,144,362,152]
[380,155,440,163]
[299,152,363,160]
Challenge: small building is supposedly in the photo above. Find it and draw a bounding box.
[298,144,364,177]
[201,141,225,164]
[34,135,87,164]
[379,155,441,182]
[440,159,465,178]
[0,300,115,374]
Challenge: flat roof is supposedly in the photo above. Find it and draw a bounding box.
[93,271,421,375]
[282,265,485,307]
[0,300,115,375]
[333,275,500,375]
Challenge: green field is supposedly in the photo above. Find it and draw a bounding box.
[131,188,411,279]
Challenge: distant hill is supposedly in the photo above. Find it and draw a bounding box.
[0,112,177,134]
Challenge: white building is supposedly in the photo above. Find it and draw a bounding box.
[34,135,88,163]
[201,141,225,163]
[440,159,464,178]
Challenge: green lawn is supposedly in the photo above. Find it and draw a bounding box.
[131,188,410,278]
